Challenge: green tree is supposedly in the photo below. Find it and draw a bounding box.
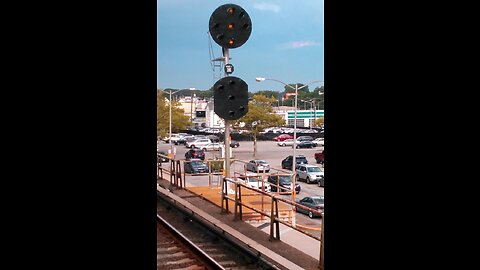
[315,117,324,126]
[233,94,285,157]
[157,90,191,138]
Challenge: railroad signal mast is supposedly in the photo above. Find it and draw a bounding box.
[209,4,252,181]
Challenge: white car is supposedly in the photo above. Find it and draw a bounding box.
[312,138,324,147]
[186,138,213,149]
[296,164,324,184]
[163,134,183,143]
[237,173,271,192]
[277,139,297,147]
[200,143,222,151]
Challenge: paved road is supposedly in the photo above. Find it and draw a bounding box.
[158,140,324,233]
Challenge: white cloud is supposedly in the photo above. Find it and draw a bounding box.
[253,2,281,13]
[287,41,321,49]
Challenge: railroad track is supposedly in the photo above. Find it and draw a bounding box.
[157,194,276,270]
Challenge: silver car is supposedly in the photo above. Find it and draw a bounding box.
[277,139,296,147]
[246,160,270,173]
[296,164,324,184]
[200,142,222,151]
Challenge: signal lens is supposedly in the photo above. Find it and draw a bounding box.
[229,39,235,45]
[228,23,234,29]
[227,7,235,14]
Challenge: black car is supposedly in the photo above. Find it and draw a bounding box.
[267,175,301,194]
[185,148,205,160]
[296,196,324,218]
[297,136,314,142]
[207,135,220,142]
[230,140,240,148]
[281,155,308,170]
[157,151,169,163]
[293,141,315,149]
[184,159,209,174]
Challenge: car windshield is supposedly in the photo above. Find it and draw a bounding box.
[279,176,292,184]
[191,161,205,166]
[248,177,260,182]
[256,160,267,164]
[307,167,322,172]
[313,198,324,205]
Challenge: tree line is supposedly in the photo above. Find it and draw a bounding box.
[161,85,324,110]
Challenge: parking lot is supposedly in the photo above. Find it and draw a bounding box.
[158,140,324,232]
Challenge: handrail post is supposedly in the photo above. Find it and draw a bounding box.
[234,181,243,221]
[270,195,280,241]
[170,159,175,186]
[221,177,229,213]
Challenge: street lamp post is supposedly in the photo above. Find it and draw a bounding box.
[256,77,323,227]
[189,88,196,127]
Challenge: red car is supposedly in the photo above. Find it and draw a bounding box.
[315,150,324,165]
[273,134,294,141]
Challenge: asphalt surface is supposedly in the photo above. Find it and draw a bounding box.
[158,140,324,232]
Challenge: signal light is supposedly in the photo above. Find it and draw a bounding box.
[209,4,252,49]
[213,76,249,120]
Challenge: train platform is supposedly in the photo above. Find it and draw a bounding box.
[157,178,321,270]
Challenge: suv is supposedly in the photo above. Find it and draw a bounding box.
[186,138,213,149]
[296,164,324,184]
[281,155,308,170]
[267,175,301,194]
[185,148,205,160]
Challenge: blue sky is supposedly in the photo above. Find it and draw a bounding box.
[157,0,324,92]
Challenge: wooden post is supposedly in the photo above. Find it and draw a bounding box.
[270,196,280,241]
[221,178,229,213]
[319,213,324,269]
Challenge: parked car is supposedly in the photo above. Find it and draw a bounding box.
[296,164,324,184]
[277,139,296,147]
[237,173,271,192]
[296,196,324,218]
[157,151,169,163]
[185,148,205,160]
[201,143,222,151]
[281,155,309,170]
[317,176,325,187]
[312,138,324,147]
[246,160,270,173]
[184,159,209,174]
[207,135,220,142]
[186,138,213,149]
[297,136,314,142]
[315,151,324,165]
[294,141,315,148]
[175,133,194,145]
[273,134,294,142]
[230,140,240,148]
[163,133,182,143]
[267,175,301,194]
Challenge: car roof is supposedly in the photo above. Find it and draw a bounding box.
[189,158,203,162]
[301,164,319,167]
